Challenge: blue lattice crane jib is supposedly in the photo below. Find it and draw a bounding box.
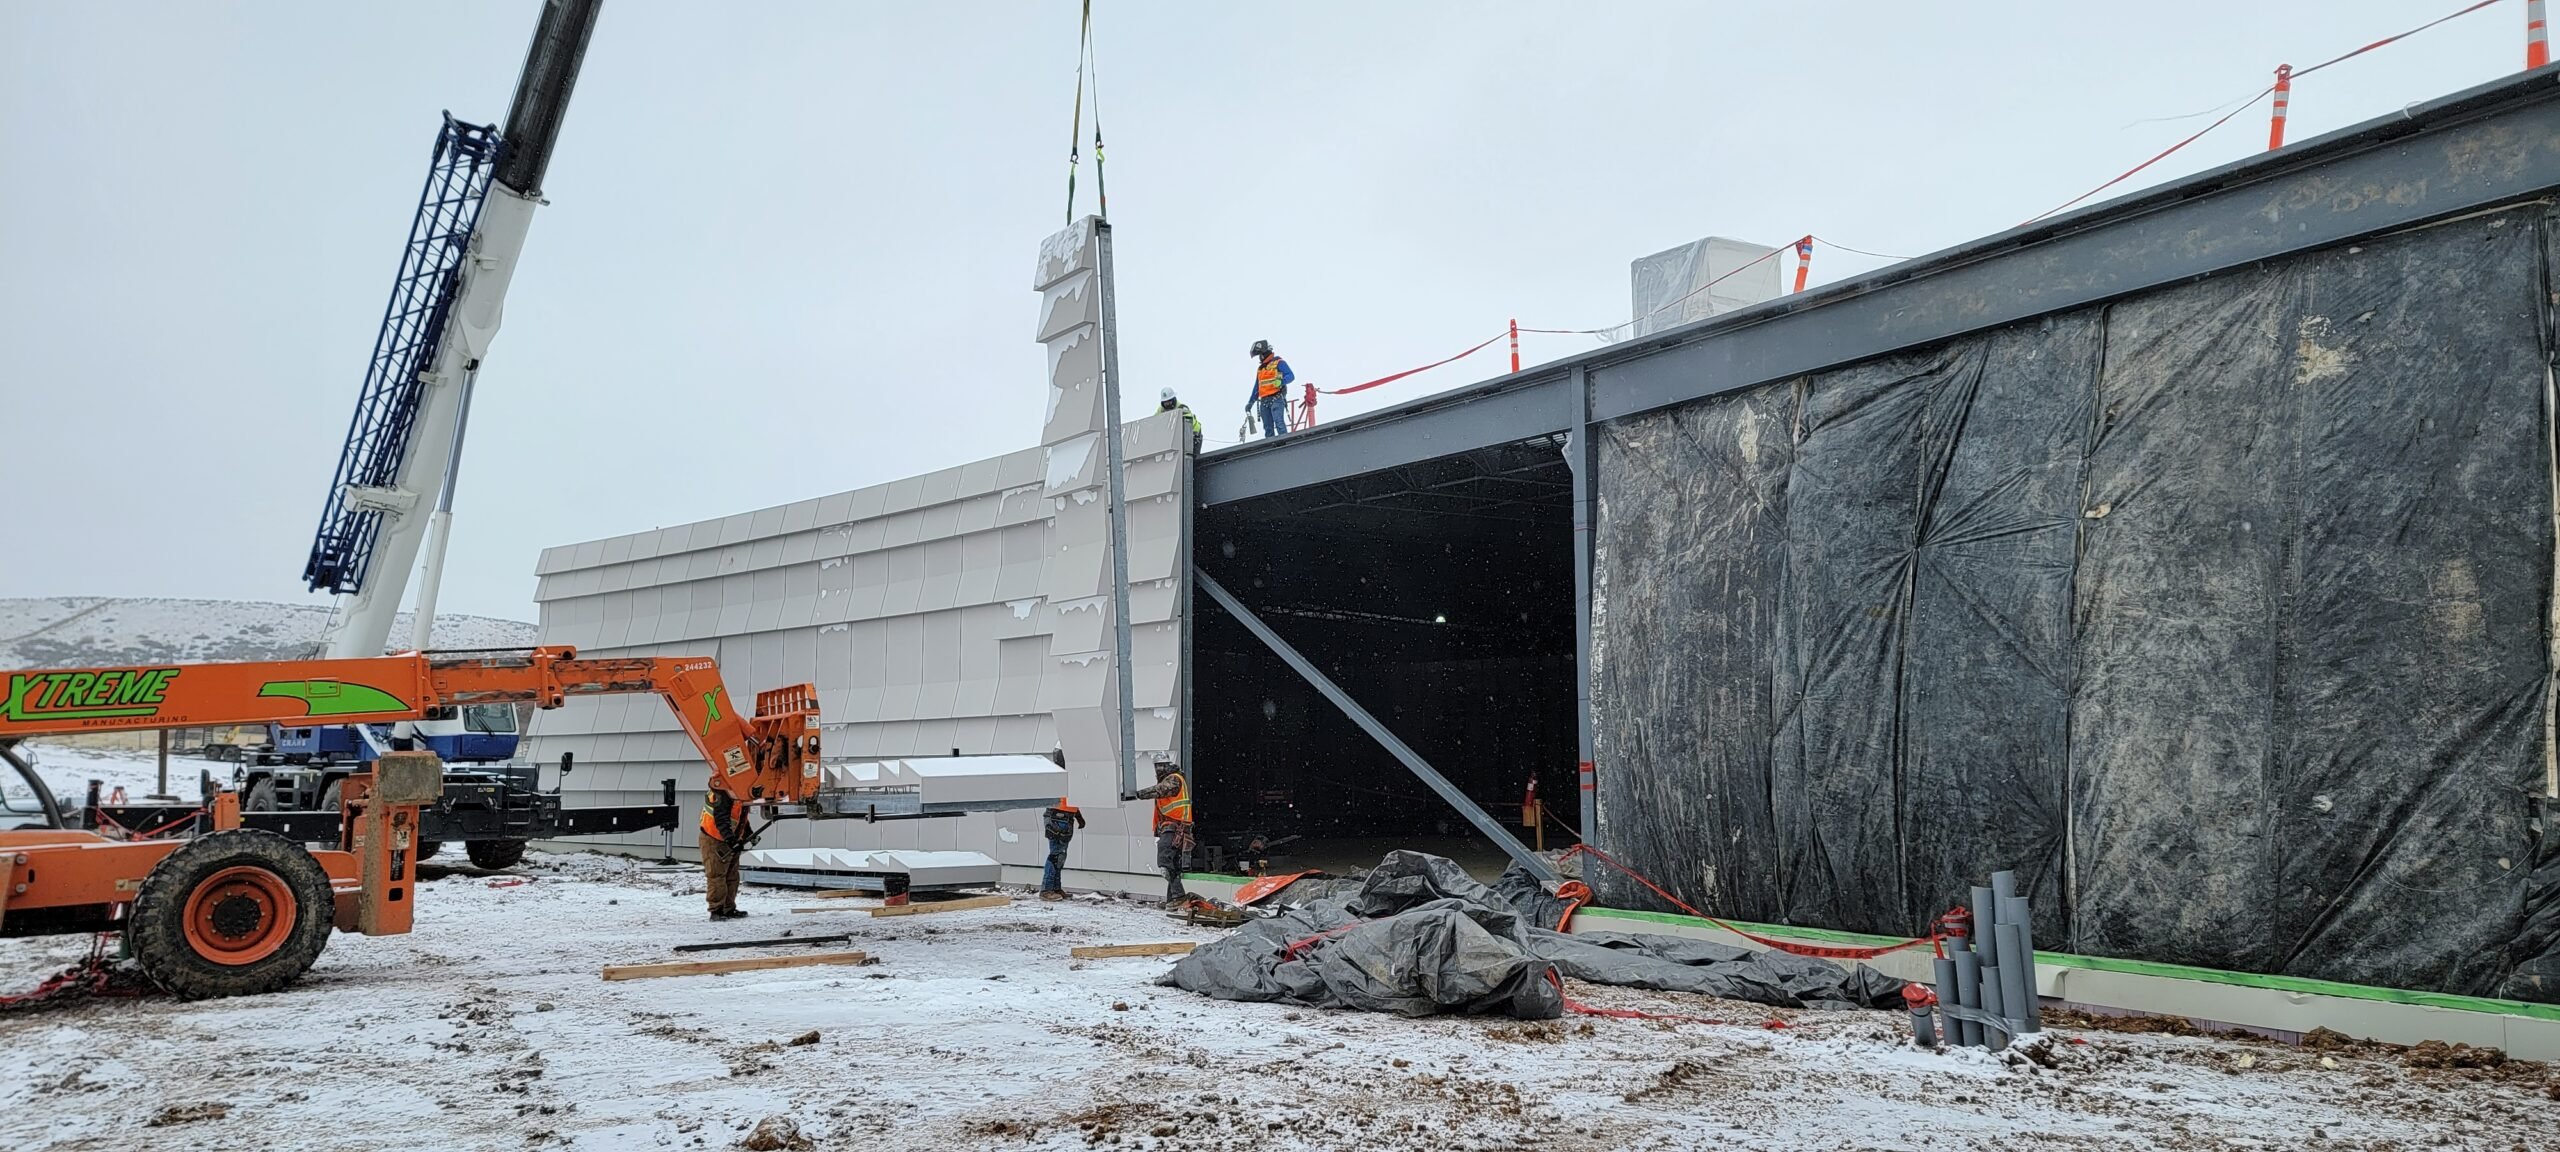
[301,114,504,596]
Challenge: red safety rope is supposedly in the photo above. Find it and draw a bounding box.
[1317,330,1510,396]
[1546,969,1791,1029]
[1309,241,1796,399]
[1307,235,1925,405]
[1559,844,1956,962]
[0,933,147,1012]
[2024,0,2508,224]
[1549,879,1592,932]
[1520,240,1798,340]
[1807,235,1914,261]
[1278,920,1365,962]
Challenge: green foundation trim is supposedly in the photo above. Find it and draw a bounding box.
[1574,906,2560,1024]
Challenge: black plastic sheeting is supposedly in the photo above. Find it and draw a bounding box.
[1163,852,1905,1017]
[1591,208,2560,1001]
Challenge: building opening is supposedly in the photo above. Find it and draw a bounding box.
[1191,436,1577,880]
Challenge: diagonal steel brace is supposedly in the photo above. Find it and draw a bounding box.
[1194,568,1557,883]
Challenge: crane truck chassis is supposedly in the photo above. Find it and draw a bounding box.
[77,755,682,872]
[0,646,821,999]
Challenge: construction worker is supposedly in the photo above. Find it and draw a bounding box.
[1247,340,1294,440]
[1126,758,1192,905]
[1159,387,1202,453]
[1040,797,1084,901]
[699,785,751,920]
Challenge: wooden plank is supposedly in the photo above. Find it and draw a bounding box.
[790,905,867,913]
[1070,941,1198,959]
[868,893,1010,918]
[600,950,870,982]
[806,888,873,899]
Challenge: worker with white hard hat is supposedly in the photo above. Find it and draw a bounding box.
[1160,386,1202,452]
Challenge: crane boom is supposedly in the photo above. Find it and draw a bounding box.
[308,0,604,659]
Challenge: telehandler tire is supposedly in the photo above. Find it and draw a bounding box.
[466,838,527,870]
[127,829,336,999]
[416,839,444,862]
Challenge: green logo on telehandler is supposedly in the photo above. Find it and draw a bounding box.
[256,680,411,717]
[1,667,181,722]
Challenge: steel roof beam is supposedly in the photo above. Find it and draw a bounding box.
[1199,68,2560,508]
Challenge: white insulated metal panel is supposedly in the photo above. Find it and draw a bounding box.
[526,217,1184,883]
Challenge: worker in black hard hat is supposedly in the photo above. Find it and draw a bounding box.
[1247,340,1294,440]
[1159,387,1202,453]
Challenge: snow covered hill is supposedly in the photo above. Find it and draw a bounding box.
[0,597,536,668]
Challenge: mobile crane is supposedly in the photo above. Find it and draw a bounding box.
[248,0,610,842]
[0,647,818,999]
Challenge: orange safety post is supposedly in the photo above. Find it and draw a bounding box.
[1297,380,1317,430]
[1792,236,1814,294]
[2534,0,2551,69]
[2267,64,2293,150]
[1508,318,1520,373]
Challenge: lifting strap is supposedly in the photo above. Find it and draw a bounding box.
[1086,6,1107,220]
[1064,0,1092,226]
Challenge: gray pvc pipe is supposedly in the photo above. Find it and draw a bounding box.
[1996,922,2036,1035]
[1950,944,1983,1048]
[1932,956,1959,1049]
[1999,895,2042,1033]
[1991,869,2018,906]
[1970,885,1999,968]
[1977,964,2006,1048]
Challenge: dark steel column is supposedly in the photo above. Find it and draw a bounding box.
[1570,365,1596,847]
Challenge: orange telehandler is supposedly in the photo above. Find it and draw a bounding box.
[0,646,817,998]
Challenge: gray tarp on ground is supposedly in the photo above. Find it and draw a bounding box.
[1591,206,2560,1002]
[1164,852,1905,1018]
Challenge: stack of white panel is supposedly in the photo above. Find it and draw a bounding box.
[819,754,1068,810]
[740,846,1001,887]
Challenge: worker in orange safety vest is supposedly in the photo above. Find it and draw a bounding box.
[1246,340,1294,440]
[1125,759,1192,905]
[699,786,752,920]
[1039,748,1085,902]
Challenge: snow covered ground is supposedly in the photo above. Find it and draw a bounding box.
[0,596,536,668]
[1,753,2554,1151]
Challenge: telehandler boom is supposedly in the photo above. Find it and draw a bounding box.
[0,646,816,998]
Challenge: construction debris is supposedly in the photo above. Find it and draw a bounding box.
[740,1115,813,1151]
[599,950,870,982]
[1168,896,1246,927]
[1071,942,1198,959]
[145,1102,232,1127]
[1166,852,1903,1019]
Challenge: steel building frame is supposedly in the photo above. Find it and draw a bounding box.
[1193,65,2560,858]
[1199,67,2560,509]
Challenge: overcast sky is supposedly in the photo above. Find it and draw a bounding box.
[0,1,2530,624]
